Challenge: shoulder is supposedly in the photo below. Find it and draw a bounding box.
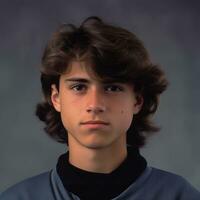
[0,171,54,200]
[146,167,200,199]
[150,167,194,186]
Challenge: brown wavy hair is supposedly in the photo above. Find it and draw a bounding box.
[36,16,168,148]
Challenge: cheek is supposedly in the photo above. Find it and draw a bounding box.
[59,99,74,130]
[119,99,134,118]
[119,108,134,130]
[60,97,82,126]
[120,109,133,119]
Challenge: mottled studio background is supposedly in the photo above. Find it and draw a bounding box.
[0,0,200,192]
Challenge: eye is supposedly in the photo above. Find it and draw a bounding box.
[105,85,123,92]
[70,84,87,92]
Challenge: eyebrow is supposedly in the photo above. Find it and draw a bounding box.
[64,78,90,83]
[64,78,120,84]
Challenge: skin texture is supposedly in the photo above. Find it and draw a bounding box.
[51,61,143,173]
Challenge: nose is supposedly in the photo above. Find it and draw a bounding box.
[86,87,106,114]
[86,105,106,114]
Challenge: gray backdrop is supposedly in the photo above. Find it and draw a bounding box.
[0,0,200,192]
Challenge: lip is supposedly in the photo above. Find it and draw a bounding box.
[81,120,109,125]
[80,121,109,129]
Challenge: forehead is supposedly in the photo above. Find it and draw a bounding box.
[61,60,134,91]
[63,60,92,77]
[62,60,112,83]
[61,60,135,91]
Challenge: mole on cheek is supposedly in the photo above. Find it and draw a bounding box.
[121,110,124,114]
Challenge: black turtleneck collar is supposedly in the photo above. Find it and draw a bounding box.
[56,146,147,200]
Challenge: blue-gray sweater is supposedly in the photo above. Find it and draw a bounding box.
[0,166,200,200]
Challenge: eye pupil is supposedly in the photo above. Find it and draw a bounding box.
[76,85,83,90]
[72,84,85,91]
[108,86,114,91]
[106,85,121,92]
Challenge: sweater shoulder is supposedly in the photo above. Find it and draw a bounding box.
[150,167,193,185]
[151,167,186,181]
[0,171,53,200]
[147,167,200,199]
[149,167,191,188]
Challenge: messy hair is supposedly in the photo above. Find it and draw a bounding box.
[36,16,168,148]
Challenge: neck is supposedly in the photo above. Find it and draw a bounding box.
[67,136,127,174]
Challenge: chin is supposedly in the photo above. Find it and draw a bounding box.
[82,138,117,150]
[82,142,106,149]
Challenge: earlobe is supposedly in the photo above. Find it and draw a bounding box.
[134,95,144,114]
[51,84,61,112]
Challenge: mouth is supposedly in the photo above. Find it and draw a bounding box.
[80,121,109,129]
[81,120,109,125]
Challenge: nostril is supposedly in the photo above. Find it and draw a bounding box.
[86,106,106,113]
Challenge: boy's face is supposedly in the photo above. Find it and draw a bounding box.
[51,61,143,150]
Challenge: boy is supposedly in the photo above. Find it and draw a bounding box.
[1,16,200,200]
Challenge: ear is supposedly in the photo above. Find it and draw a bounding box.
[133,95,144,114]
[51,84,61,112]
